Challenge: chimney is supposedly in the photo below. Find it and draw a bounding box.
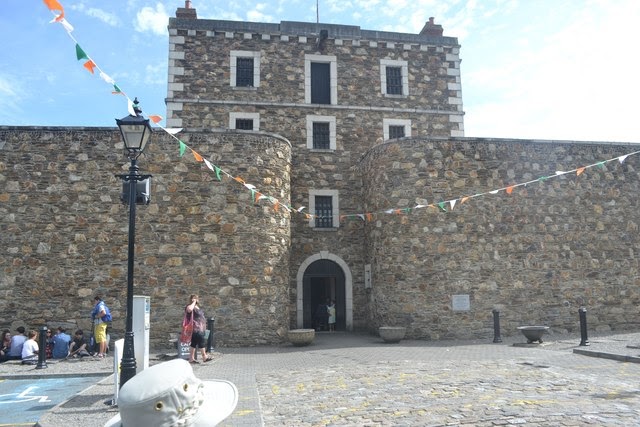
[176,0,197,19]
[419,17,443,37]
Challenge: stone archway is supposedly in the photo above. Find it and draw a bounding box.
[296,251,353,330]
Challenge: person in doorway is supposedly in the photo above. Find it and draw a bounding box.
[7,326,27,360]
[185,294,213,363]
[328,300,336,332]
[52,326,72,359]
[68,329,91,358]
[21,330,39,364]
[314,302,328,331]
[91,295,112,359]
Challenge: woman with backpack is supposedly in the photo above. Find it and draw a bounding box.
[91,295,112,359]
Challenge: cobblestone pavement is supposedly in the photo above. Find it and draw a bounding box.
[15,331,640,426]
[212,332,640,426]
[254,358,640,426]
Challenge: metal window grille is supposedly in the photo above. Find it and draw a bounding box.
[315,196,333,228]
[235,119,254,130]
[312,122,330,149]
[386,66,403,95]
[236,57,254,87]
[388,125,405,139]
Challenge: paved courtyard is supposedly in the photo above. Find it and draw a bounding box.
[215,333,640,426]
[14,331,640,426]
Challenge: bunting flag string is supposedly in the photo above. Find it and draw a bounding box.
[42,0,165,124]
[166,145,639,229]
[41,1,640,226]
[331,149,640,223]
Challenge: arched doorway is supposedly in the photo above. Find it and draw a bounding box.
[296,251,353,331]
[303,260,345,331]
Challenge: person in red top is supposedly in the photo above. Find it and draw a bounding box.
[185,294,213,363]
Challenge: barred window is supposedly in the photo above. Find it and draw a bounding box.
[388,125,405,139]
[386,66,402,95]
[314,196,333,228]
[312,122,330,149]
[236,57,254,87]
[235,119,254,130]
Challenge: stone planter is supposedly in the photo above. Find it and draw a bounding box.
[379,326,406,343]
[288,329,315,346]
[517,326,549,344]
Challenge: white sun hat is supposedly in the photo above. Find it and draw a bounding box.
[105,358,238,427]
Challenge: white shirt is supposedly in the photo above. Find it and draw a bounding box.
[21,339,39,360]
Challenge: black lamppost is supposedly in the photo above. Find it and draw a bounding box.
[115,98,152,387]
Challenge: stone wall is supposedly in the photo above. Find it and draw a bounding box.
[0,127,292,347]
[3,127,640,345]
[361,137,640,339]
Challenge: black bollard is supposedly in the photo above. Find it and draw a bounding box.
[492,309,502,343]
[206,317,215,353]
[579,307,590,346]
[36,326,48,369]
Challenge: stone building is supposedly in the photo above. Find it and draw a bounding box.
[1,3,639,347]
[166,5,464,337]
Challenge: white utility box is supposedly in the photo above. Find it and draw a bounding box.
[133,295,150,373]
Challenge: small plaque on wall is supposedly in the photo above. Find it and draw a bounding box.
[452,294,470,311]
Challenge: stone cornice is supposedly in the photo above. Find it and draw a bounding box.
[166,98,463,116]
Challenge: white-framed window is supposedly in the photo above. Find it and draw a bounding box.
[309,189,339,229]
[230,51,261,88]
[380,59,408,96]
[306,115,336,150]
[229,112,260,130]
[383,118,411,140]
[305,54,337,105]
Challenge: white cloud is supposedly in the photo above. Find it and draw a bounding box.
[136,3,170,35]
[247,4,275,22]
[144,63,167,86]
[463,0,640,142]
[85,8,120,26]
[68,3,119,26]
[0,74,23,123]
[327,0,352,14]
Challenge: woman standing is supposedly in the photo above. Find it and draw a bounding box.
[328,300,336,332]
[185,294,213,363]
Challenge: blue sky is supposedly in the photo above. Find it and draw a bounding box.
[2,0,640,142]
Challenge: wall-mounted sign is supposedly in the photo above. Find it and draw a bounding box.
[452,294,470,311]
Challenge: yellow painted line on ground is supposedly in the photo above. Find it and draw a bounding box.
[233,409,255,416]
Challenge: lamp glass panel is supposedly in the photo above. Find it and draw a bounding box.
[121,124,150,152]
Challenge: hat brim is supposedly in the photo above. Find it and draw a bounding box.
[104,379,238,427]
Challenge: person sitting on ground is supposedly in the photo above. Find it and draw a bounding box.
[52,326,72,359]
[7,326,27,360]
[68,329,90,358]
[0,330,11,363]
[45,328,54,359]
[21,330,39,365]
